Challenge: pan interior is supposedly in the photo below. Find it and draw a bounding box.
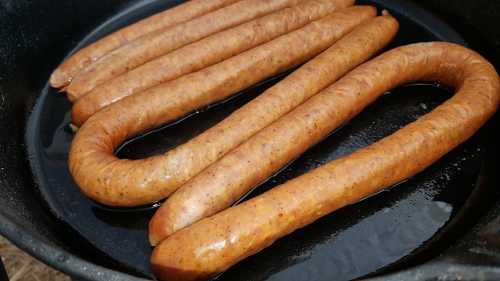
[25,0,493,280]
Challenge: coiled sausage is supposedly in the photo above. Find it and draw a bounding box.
[151,42,500,281]
[68,6,375,206]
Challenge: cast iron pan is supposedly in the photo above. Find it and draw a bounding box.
[23,0,497,280]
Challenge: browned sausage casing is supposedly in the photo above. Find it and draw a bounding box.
[151,42,500,281]
[148,14,399,245]
[71,0,353,126]
[68,6,376,207]
[64,0,317,100]
[49,0,241,88]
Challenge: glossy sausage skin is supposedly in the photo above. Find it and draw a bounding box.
[68,6,376,207]
[49,0,241,88]
[71,0,353,126]
[151,42,500,281]
[148,14,398,245]
[64,0,313,100]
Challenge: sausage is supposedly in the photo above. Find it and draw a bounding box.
[150,42,500,281]
[49,0,241,89]
[68,6,376,207]
[64,0,316,101]
[71,0,353,127]
[148,14,398,245]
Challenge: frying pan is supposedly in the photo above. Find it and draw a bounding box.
[1,0,500,280]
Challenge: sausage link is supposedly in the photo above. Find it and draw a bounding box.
[49,0,241,88]
[151,42,500,281]
[64,0,320,100]
[68,6,376,207]
[71,0,352,126]
[148,14,398,245]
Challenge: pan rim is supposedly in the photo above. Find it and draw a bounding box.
[2,0,483,280]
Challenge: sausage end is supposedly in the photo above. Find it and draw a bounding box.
[66,85,81,102]
[49,69,70,89]
[151,244,209,281]
[149,207,178,246]
[72,98,97,126]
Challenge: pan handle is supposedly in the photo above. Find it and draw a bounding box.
[0,258,8,281]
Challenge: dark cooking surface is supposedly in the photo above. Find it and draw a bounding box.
[23,0,494,280]
[0,0,493,280]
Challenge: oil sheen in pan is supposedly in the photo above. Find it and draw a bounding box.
[25,0,495,280]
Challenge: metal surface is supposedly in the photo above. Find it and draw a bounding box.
[1,0,500,281]
[0,258,7,281]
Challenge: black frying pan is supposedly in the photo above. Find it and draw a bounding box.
[2,0,500,280]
